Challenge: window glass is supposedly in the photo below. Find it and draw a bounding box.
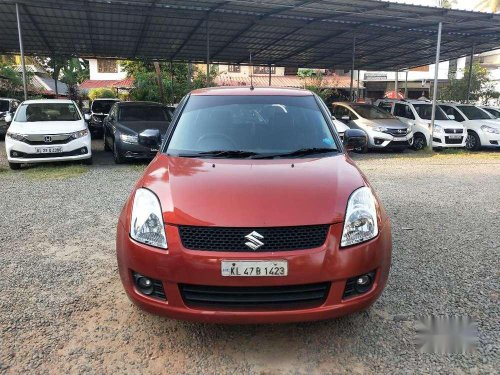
[394,103,415,119]
[378,102,393,113]
[253,66,276,74]
[457,106,493,120]
[333,105,348,118]
[91,100,118,114]
[482,107,500,118]
[350,104,394,119]
[167,95,337,155]
[97,59,118,73]
[412,104,447,120]
[0,100,10,112]
[119,105,170,121]
[14,102,81,122]
[228,65,241,73]
[439,105,465,122]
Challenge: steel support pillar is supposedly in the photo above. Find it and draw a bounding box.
[429,22,443,151]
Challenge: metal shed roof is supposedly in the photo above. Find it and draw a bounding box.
[0,0,499,71]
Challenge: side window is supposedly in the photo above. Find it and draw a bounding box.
[440,105,464,122]
[333,105,345,118]
[394,103,414,119]
[452,108,465,122]
[347,108,358,120]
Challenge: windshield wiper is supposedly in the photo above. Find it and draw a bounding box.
[252,147,337,159]
[174,150,259,158]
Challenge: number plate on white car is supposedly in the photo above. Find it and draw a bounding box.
[221,260,288,277]
[393,137,406,141]
[35,147,63,154]
[448,135,462,139]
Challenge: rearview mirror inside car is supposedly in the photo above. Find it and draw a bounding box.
[138,129,161,149]
[341,115,350,122]
[343,129,367,151]
[447,114,455,120]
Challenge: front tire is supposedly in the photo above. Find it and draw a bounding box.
[8,162,21,170]
[412,133,427,151]
[113,141,125,164]
[465,131,481,151]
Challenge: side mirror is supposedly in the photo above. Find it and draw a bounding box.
[341,115,350,122]
[331,115,337,120]
[4,114,12,124]
[343,129,367,151]
[447,114,455,120]
[84,113,91,121]
[138,129,161,149]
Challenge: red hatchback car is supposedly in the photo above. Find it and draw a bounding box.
[116,87,392,324]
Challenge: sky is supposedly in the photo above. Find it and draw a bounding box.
[388,0,484,11]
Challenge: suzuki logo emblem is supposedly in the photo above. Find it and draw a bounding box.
[44,136,52,143]
[244,231,264,250]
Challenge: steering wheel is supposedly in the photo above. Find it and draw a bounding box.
[196,133,237,149]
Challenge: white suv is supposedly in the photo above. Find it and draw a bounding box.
[5,99,92,169]
[438,103,500,150]
[375,99,466,150]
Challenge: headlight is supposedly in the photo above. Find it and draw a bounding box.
[481,125,500,134]
[341,187,379,247]
[120,134,138,144]
[130,188,167,249]
[71,129,89,140]
[433,124,443,134]
[6,132,26,141]
[373,126,388,133]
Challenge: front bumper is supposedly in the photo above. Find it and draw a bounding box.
[478,130,500,148]
[432,132,466,148]
[367,131,413,149]
[116,221,392,324]
[6,134,92,164]
[118,141,158,160]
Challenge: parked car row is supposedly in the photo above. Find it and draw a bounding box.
[2,94,499,170]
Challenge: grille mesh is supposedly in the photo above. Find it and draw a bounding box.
[178,225,330,252]
[180,282,330,309]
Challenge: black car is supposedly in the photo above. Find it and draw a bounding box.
[0,98,20,137]
[103,101,172,163]
[86,98,120,137]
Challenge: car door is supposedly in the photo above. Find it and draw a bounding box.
[439,105,465,122]
[105,104,117,145]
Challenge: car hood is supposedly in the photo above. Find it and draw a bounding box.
[9,120,86,134]
[139,153,367,227]
[434,120,465,129]
[118,121,170,134]
[365,118,408,128]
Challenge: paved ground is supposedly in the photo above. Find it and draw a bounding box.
[0,140,498,374]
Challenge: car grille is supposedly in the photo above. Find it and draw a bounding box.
[178,225,330,252]
[444,128,464,134]
[22,134,73,145]
[179,282,330,309]
[445,136,463,144]
[384,128,409,137]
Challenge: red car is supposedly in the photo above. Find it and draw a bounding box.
[116,87,392,324]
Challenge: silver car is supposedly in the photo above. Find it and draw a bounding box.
[332,102,413,152]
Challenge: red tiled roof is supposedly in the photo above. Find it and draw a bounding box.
[79,78,134,89]
[215,74,358,89]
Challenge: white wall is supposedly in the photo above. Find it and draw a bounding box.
[88,59,127,80]
[361,61,450,84]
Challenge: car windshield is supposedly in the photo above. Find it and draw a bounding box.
[166,95,338,157]
[457,106,491,120]
[0,100,9,112]
[413,104,448,120]
[14,102,81,122]
[119,105,171,121]
[351,104,394,119]
[91,100,117,114]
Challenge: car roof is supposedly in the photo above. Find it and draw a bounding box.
[21,99,74,104]
[379,99,431,105]
[333,102,372,106]
[92,98,120,101]
[0,98,17,101]
[117,101,163,106]
[190,86,313,96]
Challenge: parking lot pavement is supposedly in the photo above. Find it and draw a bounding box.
[0,141,499,374]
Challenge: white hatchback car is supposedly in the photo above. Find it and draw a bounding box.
[5,99,92,169]
[375,99,466,150]
[438,103,500,150]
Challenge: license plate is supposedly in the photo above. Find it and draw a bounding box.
[393,137,406,141]
[448,135,461,139]
[35,147,63,154]
[221,260,288,277]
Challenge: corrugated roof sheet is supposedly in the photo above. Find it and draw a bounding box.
[0,0,498,71]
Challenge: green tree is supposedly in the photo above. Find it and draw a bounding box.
[121,60,217,104]
[33,56,69,97]
[439,62,497,103]
[0,57,33,99]
[60,58,89,86]
[297,69,335,101]
[88,88,117,101]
